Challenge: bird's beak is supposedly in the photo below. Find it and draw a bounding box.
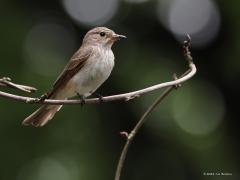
[112,34,127,41]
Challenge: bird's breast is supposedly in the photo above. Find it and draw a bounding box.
[71,48,114,96]
[86,47,114,82]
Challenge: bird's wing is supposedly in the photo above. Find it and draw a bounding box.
[48,46,93,98]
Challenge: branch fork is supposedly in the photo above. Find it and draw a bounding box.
[114,34,196,180]
[0,77,37,93]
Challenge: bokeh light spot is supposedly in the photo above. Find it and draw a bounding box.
[172,80,225,136]
[23,19,77,76]
[62,0,119,26]
[17,158,71,180]
[157,0,221,47]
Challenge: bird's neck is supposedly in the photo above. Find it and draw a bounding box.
[82,41,113,50]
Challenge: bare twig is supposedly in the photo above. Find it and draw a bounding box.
[115,87,173,180]
[0,64,196,105]
[0,77,37,93]
[114,34,195,180]
[114,70,190,180]
[0,65,195,104]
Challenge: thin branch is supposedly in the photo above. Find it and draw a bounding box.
[0,77,37,93]
[114,34,195,180]
[114,71,189,180]
[115,87,173,180]
[0,63,195,104]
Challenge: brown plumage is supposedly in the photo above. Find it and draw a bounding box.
[22,47,92,127]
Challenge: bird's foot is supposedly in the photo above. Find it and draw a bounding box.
[76,93,86,106]
[92,92,104,103]
[39,93,49,101]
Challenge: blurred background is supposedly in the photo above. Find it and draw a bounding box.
[0,0,239,179]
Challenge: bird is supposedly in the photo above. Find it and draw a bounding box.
[22,27,126,127]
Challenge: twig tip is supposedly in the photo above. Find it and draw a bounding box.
[120,131,129,138]
[3,77,11,81]
[172,73,182,89]
[186,34,191,42]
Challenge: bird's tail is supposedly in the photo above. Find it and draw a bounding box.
[22,105,62,127]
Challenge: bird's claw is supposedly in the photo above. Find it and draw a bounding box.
[80,98,86,106]
[93,92,104,103]
[39,93,49,101]
[76,92,86,106]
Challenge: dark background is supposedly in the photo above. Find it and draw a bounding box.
[0,0,239,179]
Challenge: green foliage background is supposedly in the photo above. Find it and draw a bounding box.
[0,0,239,179]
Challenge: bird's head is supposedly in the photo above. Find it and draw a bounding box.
[82,27,126,48]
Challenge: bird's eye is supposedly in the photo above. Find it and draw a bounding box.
[100,32,106,37]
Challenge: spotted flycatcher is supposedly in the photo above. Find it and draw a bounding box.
[22,27,126,127]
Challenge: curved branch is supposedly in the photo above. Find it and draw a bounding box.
[114,34,196,180]
[114,70,190,180]
[115,88,173,180]
[0,63,196,105]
